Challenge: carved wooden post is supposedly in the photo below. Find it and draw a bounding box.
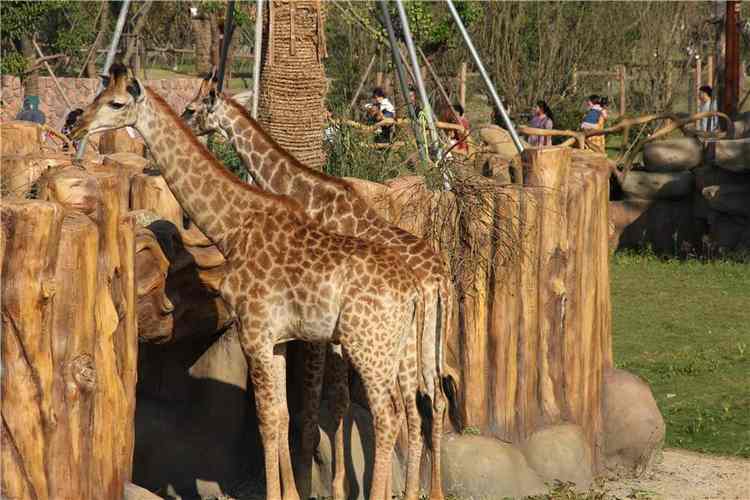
[458,61,467,109]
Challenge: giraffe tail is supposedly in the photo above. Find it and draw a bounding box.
[414,282,427,397]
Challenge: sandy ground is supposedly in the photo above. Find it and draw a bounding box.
[602,449,750,500]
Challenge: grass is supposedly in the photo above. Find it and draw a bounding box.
[611,251,750,458]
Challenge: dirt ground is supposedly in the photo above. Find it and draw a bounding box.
[602,449,750,500]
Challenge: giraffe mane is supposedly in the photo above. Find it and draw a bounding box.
[222,95,356,191]
[145,88,310,217]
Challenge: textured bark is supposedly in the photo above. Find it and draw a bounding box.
[1,170,137,500]
[1,121,42,156]
[352,149,612,471]
[99,128,147,156]
[258,0,328,170]
[0,153,69,199]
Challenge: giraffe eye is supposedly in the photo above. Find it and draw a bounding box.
[109,101,126,110]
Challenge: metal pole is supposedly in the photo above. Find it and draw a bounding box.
[75,0,131,160]
[445,0,523,153]
[251,0,264,119]
[217,0,236,93]
[378,0,427,164]
[394,0,439,147]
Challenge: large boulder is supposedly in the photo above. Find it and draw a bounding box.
[602,369,665,477]
[694,165,750,191]
[642,137,703,172]
[702,184,750,218]
[707,213,750,252]
[133,328,259,499]
[620,170,694,201]
[609,199,706,254]
[441,434,545,498]
[521,424,593,488]
[705,137,750,173]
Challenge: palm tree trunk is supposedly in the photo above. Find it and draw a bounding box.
[258,0,328,170]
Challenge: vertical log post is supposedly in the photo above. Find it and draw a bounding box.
[618,65,626,116]
[695,56,702,113]
[707,54,715,89]
[459,61,467,109]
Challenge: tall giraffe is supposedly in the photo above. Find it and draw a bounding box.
[71,64,425,500]
[183,76,452,500]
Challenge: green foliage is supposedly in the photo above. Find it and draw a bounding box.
[460,426,481,436]
[611,252,750,458]
[206,134,247,181]
[323,123,408,183]
[0,0,99,76]
[389,0,482,54]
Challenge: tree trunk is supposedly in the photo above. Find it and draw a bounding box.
[20,35,39,98]
[192,14,215,76]
[1,165,138,500]
[258,0,328,170]
[123,1,153,74]
[87,0,110,78]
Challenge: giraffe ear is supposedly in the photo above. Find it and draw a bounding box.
[127,78,145,103]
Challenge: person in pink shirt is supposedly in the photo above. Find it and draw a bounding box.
[527,100,554,147]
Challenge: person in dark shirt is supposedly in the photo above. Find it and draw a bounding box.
[15,95,46,125]
[61,108,84,151]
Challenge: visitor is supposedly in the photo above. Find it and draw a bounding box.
[599,96,610,122]
[61,108,84,152]
[581,94,605,153]
[527,100,554,147]
[364,87,395,143]
[449,103,470,154]
[697,85,717,132]
[15,95,46,125]
[580,95,602,131]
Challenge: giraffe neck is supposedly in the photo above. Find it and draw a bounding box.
[215,96,411,242]
[216,96,345,201]
[135,88,287,254]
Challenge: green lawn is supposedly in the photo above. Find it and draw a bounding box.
[611,252,750,458]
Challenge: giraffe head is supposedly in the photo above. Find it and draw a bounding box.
[69,64,145,140]
[181,68,223,137]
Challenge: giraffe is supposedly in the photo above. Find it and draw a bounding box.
[70,64,426,500]
[183,75,452,500]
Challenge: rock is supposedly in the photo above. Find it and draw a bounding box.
[133,328,258,499]
[731,111,750,138]
[642,137,703,172]
[522,424,593,488]
[707,213,750,252]
[609,199,705,254]
[124,482,161,500]
[694,165,750,191]
[441,434,545,499]
[620,170,694,201]
[602,369,665,477]
[702,184,750,218]
[705,137,750,173]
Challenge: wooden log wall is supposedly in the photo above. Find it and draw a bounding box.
[1,167,138,498]
[352,148,613,467]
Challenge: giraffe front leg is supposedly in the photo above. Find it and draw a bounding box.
[296,342,326,500]
[244,340,283,500]
[273,344,301,500]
